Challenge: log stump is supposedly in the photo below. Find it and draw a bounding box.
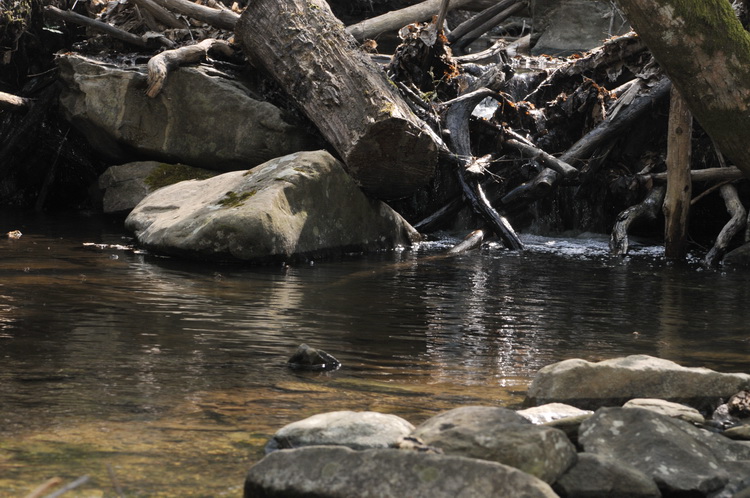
[236,0,438,199]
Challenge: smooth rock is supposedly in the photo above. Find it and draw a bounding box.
[57,54,318,171]
[98,161,215,215]
[531,0,629,56]
[553,453,661,498]
[125,150,419,262]
[723,424,750,440]
[265,411,414,453]
[623,398,705,425]
[526,355,750,410]
[518,402,593,424]
[579,407,734,495]
[412,405,576,483]
[244,446,559,498]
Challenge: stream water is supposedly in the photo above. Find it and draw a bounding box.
[1,210,749,496]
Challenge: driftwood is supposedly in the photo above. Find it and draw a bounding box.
[444,88,524,249]
[448,0,527,50]
[650,167,744,184]
[346,0,474,42]
[146,39,233,97]
[662,87,693,259]
[0,91,30,111]
[131,0,184,29]
[236,0,439,199]
[149,0,238,30]
[43,6,174,48]
[502,76,671,205]
[447,229,485,254]
[610,185,665,256]
[705,184,746,267]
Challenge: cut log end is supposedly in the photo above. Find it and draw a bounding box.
[346,118,438,199]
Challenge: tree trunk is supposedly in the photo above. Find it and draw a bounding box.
[663,86,692,260]
[615,0,750,179]
[236,0,439,200]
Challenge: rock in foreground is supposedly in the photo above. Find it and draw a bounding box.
[125,150,419,263]
[244,446,558,498]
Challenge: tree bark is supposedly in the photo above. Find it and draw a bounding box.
[662,86,692,260]
[236,0,439,199]
[615,0,750,179]
[705,184,746,267]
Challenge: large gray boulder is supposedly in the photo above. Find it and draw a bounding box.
[98,161,215,215]
[125,150,419,262]
[552,453,661,498]
[57,54,318,171]
[265,411,414,453]
[526,355,750,410]
[244,446,559,498]
[411,406,577,483]
[531,0,629,56]
[579,407,750,496]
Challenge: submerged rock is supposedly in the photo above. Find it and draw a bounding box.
[57,54,318,171]
[525,354,750,410]
[264,411,414,453]
[125,150,419,262]
[245,446,558,498]
[287,344,340,371]
[411,406,577,483]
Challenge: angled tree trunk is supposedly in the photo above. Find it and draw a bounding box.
[236,0,439,200]
[615,0,750,179]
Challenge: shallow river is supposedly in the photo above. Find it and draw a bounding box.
[1,211,749,496]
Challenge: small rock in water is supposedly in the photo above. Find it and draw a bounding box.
[287,343,341,371]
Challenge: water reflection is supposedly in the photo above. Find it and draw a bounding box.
[1,213,750,495]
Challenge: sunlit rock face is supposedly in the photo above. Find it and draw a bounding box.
[57,54,319,171]
[525,355,750,410]
[125,150,420,263]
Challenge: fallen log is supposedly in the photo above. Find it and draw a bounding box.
[149,0,238,30]
[448,0,527,50]
[444,88,524,249]
[146,39,233,97]
[346,0,474,42]
[236,0,439,199]
[131,0,184,29]
[43,6,173,48]
[0,91,30,111]
[610,185,665,256]
[705,184,746,267]
[447,229,485,254]
[662,87,692,260]
[649,167,744,184]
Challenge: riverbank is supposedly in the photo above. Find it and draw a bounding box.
[247,355,750,497]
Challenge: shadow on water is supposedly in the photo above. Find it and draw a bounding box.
[1,211,749,495]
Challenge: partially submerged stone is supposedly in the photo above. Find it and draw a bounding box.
[411,405,576,483]
[287,344,340,371]
[125,150,420,263]
[265,410,414,453]
[98,161,215,215]
[245,446,558,498]
[526,355,750,410]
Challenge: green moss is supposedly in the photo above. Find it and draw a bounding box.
[217,189,257,208]
[145,163,214,190]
